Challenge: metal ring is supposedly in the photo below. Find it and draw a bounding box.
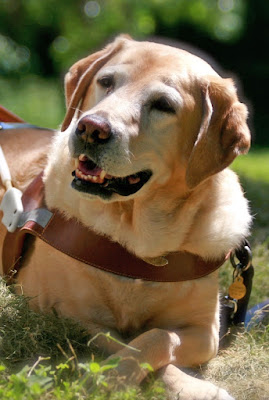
[241,246,252,271]
[230,245,252,272]
[224,296,238,314]
[229,298,238,315]
[230,252,238,269]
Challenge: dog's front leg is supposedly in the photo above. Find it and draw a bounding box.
[103,326,233,399]
[158,364,234,400]
[104,325,218,385]
[89,327,129,356]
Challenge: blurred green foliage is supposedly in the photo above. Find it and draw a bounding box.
[0,0,247,76]
[0,0,268,142]
[0,76,65,128]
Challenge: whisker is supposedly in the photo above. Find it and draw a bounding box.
[126,149,135,163]
[69,106,83,114]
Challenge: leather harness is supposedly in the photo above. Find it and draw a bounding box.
[0,106,228,283]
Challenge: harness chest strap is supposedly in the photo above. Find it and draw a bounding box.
[0,104,228,281]
[2,173,229,282]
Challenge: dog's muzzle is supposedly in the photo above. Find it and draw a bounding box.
[75,114,112,145]
[70,115,152,200]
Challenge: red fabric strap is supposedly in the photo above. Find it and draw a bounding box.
[0,105,24,123]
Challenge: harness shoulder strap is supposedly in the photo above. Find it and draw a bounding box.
[2,173,49,278]
[0,105,54,132]
[0,106,228,282]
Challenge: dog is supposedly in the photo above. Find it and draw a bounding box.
[0,36,251,399]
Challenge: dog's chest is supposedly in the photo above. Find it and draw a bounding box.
[92,278,162,333]
[15,238,210,338]
[84,273,193,336]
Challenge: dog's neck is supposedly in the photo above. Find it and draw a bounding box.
[43,132,250,262]
[43,134,197,259]
[44,167,208,259]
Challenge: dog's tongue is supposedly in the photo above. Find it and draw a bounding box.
[79,160,103,177]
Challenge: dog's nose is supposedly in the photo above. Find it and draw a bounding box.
[75,115,112,144]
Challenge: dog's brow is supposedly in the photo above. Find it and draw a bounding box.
[161,77,174,86]
[150,84,183,107]
[161,77,182,96]
[97,65,126,77]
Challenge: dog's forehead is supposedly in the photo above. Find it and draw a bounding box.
[105,40,217,80]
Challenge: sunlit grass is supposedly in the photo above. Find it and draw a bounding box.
[232,148,269,183]
[0,76,65,129]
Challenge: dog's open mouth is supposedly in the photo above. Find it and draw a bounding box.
[71,154,152,198]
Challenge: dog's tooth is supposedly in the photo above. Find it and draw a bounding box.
[128,176,141,184]
[92,176,97,182]
[100,170,106,180]
[78,154,88,161]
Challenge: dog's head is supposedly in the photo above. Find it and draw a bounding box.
[59,35,250,202]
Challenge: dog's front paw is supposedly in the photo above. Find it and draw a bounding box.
[159,364,234,400]
[102,356,148,390]
[217,388,235,400]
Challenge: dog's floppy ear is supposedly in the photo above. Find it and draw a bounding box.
[61,35,132,131]
[185,76,250,188]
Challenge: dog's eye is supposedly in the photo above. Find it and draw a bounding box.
[151,97,175,114]
[97,76,114,90]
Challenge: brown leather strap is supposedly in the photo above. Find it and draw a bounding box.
[0,106,228,281]
[2,173,46,279]
[39,212,228,281]
[2,173,228,282]
[0,105,24,123]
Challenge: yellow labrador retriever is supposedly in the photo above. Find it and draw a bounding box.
[0,36,251,399]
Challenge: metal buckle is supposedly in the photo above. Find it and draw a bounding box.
[224,295,238,316]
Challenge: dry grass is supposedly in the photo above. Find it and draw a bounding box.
[201,148,269,400]
[202,325,269,399]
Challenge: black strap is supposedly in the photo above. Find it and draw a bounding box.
[219,240,254,344]
[232,240,254,325]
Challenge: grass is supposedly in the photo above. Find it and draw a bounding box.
[206,148,269,400]
[0,79,269,399]
[230,149,269,307]
[0,282,165,399]
[232,148,269,184]
[204,326,269,400]
[0,76,65,129]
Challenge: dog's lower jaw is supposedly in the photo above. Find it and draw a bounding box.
[71,169,152,200]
